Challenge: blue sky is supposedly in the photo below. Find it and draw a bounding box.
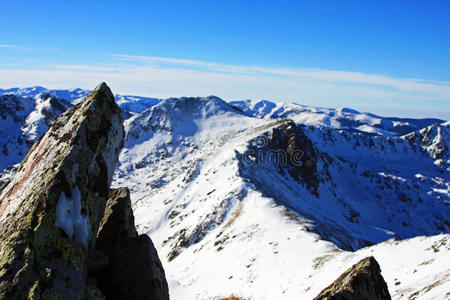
[0,0,449,119]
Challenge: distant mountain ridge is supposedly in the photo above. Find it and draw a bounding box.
[1,86,445,135]
[0,87,162,173]
[230,99,445,136]
[0,86,162,116]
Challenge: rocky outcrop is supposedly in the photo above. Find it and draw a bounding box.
[0,83,124,299]
[95,187,169,300]
[239,120,319,198]
[268,121,319,196]
[403,121,449,167]
[313,256,391,300]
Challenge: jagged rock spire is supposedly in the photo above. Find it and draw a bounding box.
[0,82,124,299]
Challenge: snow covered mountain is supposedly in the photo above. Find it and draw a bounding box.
[231,99,444,136]
[0,87,444,177]
[0,87,449,299]
[0,92,72,171]
[0,87,161,183]
[114,96,449,299]
[0,86,89,103]
[0,86,162,117]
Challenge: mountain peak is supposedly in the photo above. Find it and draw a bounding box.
[96,81,109,91]
[149,95,243,120]
[0,83,125,298]
[91,82,113,99]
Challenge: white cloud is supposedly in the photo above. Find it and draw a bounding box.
[0,44,31,50]
[0,44,20,48]
[113,55,450,99]
[52,64,119,72]
[0,54,449,118]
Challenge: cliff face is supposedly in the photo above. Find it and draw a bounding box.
[313,256,391,300]
[95,188,169,300]
[0,83,131,299]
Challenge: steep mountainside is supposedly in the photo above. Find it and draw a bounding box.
[115,96,449,299]
[238,122,449,250]
[404,121,450,168]
[0,93,72,171]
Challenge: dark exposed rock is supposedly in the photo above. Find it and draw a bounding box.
[97,187,138,242]
[313,256,391,300]
[86,249,109,274]
[95,187,169,300]
[0,165,18,192]
[0,94,29,123]
[269,121,319,196]
[242,120,319,196]
[0,82,124,299]
[403,122,449,163]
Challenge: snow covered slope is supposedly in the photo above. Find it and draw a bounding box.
[231,99,445,136]
[0,93,71,171]
[113,96,449,299]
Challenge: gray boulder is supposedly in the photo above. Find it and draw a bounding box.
[313,256,391,300]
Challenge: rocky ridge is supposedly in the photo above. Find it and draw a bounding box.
[0,83,168,299]
[230,99,444,136]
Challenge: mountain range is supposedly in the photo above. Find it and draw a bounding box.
[0,86,448,299]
